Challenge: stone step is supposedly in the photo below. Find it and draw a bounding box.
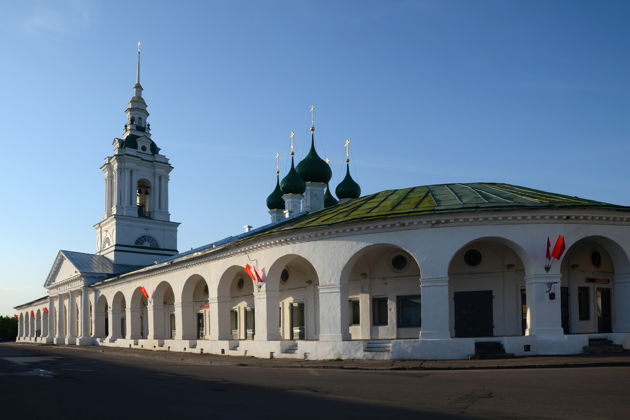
[469,341,514,360]
[583,345,624,355]
[364,340,392,352]
[588,338,614,347]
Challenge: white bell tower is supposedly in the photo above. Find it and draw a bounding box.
[94,43,179,265]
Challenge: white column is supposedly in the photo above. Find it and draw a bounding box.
[174,302,188,340]
[147,300,158,340]
[419,276,451,339]
[107,305,116,342]
[613,273,630,332]
[45,298,54,343]
[318,284,346,341]
[254,290,276,341]
[525,273,564,336]
[55,294,64,344]
[125,306,133,340]
[67,291,77,343]
[78,288,92,345]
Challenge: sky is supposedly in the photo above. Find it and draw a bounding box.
[1,0,629,316]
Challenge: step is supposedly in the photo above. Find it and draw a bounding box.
[474,341,506,355]
[364,340,392,352]
[583,345,624,355]
[588,338,614,347]
[281,342,298,354]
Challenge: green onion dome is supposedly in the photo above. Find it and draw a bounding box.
[266,175,285,210]
[280,156,306,195]
[324,184,338,207]
[335,163,361,199]
[296,133,332,183]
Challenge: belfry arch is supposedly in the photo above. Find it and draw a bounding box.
[341,244,421,340]
[448,238,526,338]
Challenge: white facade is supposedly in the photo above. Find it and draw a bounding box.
[14,58,630,361]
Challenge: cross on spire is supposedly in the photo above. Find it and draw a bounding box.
[290,131,295,156]
[345,139,351,163]
[310,104,315,132]
[275,152,280,175]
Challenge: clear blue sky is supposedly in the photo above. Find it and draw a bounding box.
[1,0,629,316]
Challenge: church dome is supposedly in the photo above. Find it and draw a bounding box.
[324,184,338,207]
[335,163,361,199]
[280,157,306,195]
[266,175,286,210]
[296,134,332,184]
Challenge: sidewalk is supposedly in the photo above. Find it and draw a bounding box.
[9,342,630,371]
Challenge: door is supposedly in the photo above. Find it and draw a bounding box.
[290,302,305,340]
[454,290,493,338]
[597,288,612,333]
[197,313,205,339]
[520,289,527,335]
[561,287,569,333]
[245,308,255,340]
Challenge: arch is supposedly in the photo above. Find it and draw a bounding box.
[95,295,109,338]
[448,238,526,338]
[35,309,42,338]
[18,313,24,338]
[266,255,320,341]
[217,266,255,340]
[111,292,127,339]
[152,281,176,339]
[136,178,151,217]
[560,235,630,334]
[180,275,210,340]
[130,287,149,339]
[340,243,421,340]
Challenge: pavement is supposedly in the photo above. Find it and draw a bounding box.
[9,341,630,371]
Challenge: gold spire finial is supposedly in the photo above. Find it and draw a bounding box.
[344,139,351,163]
[290,131,295,156]
[310,104,315,132]
[136,41,141,84]
[275,152,280,175]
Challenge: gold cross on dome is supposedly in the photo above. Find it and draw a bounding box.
[275,152,280,174]
[290,131,295,156]
[310,105,315,129]
[344,139,350,162]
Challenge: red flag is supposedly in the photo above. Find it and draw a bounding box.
[244,264,256,283]
[30,310,35,318]
[551,235,566,260]
[139,286,149,299]
[43,307,49,314]
[13,314,18,320]
[200,304,209,310]
[254,267,263,283]
[546,237,551,261]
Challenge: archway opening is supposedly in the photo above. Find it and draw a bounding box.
[218,267,255,340]
[181,275,210,340]
[342,245,420,340]
[152,282,176,339]
[560,236,629,334]
[95,295,108,338]
[448,239,525,338]
[35,310,42,338]
[130,287,149,340]
[112,292,127,339]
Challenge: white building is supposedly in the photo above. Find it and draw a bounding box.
[15,51,630,360]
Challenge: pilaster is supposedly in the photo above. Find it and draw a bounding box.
[419,276,451,339]
[524,273,564,336]
[613,273,630,332]
[318,284,346,341]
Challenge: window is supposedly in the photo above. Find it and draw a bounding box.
[372,297,388,326]
[349,300,360,325]
[230,309,238,331]
[578,287,590,320]
[397,295,421,327]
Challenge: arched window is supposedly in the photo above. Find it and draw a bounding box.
[136,179,151,217]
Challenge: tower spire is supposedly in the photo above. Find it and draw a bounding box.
[136,41,141,85]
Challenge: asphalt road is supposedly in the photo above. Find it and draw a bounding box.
[1,344,628,420]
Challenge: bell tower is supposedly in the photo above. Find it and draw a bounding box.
[94,43,179,265]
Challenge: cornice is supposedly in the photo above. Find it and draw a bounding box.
[93,208,630,288]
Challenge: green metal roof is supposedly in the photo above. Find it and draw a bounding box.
[268,182,629,232]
